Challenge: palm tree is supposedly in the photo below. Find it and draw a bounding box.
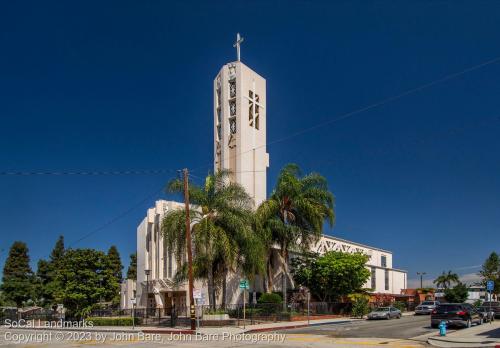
[256,164,335,299]
[433,271,460,289]
[161,170,264,308]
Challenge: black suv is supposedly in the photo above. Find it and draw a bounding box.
[431,303,482,328]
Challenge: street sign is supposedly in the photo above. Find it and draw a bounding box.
[239,279,249,290]
[487,280,494,291]
[193,289,202,299]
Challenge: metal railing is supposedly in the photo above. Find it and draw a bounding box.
[2,301,361,327]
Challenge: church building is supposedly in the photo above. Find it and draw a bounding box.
[121,34,407,311]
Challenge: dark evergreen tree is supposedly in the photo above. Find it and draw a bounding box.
[1,241,35,307]
[36,235,65,306]
[106,246,122,306]
[126,253,137,280]
[107,246,123,282]
[50,235,65,263]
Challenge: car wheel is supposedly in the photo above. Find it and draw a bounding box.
[466,319,472,328]
[386,314,391,320]
[397,314,401,319]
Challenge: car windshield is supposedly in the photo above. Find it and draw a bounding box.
[375,307,390,312]
[421,301,435,305]
[436,305,462,312]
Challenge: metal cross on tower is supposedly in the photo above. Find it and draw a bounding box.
[233,33,244,62]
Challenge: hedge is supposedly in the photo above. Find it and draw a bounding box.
[87,317,140,326]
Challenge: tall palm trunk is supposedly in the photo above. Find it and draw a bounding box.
[266,251,274,293]
[207,265,216,310]
[221,266,228,308]
[281,250,288,311]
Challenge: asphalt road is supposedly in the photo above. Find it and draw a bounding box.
[275,315,439,339]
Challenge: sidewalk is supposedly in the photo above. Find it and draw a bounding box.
[427,321,500,347]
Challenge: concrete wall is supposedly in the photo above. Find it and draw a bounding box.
[120,279,136,310]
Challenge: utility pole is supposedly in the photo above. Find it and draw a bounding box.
[183,168,196,331]
[417,272,426,289]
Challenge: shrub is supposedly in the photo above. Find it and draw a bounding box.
[258,293,282,304]
[393,301,406,312]
[87,317,140,326]
[351,297,369,318]
[444,282,469,303]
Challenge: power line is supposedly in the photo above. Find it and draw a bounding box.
[5,53,500,248]
[68,186,165,247]
[4,55,500,178]
[190,54,500,174]
[0,169,176,176]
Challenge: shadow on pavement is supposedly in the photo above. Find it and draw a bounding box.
[477,327,500,338]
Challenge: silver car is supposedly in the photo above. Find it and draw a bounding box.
[415,301,440,315]
[367,307,402,320]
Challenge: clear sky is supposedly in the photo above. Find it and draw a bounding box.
[1,1,499,286]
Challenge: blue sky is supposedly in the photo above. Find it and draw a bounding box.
[1,1,499,286]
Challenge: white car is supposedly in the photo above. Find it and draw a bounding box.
[415,301,440,315]
[367,307,402,320]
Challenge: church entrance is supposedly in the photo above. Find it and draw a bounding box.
[163,291,187,316]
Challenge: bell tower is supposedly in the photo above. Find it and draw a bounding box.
[213,34,269,207]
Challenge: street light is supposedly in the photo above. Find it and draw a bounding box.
[417,272,426,289]
[144,269,151,322]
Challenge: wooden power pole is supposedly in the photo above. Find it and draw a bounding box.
[183,168,196,330]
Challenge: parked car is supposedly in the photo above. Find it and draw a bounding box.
[431,303,482,328]
[415,301,440,315]
[481,302,500,319]
[367,307,401,320]
[476,306,495,322]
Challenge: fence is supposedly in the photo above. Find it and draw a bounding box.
[2,301,392,327]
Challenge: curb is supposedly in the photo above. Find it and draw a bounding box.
[244,320,353,333]
[427,336,500,348]
[142,329,195,335]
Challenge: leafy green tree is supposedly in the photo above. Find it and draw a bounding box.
[36,235,65,306]
[444,282,469,303]
[54,248,118,317]
[1,241,35,307]
[256,164,335,296]
[107,246,123,282]
[126,253,137,280]
[162,170,264,308]
[433,270,460,289]
[292,251,370,302]
[479,252,499,296]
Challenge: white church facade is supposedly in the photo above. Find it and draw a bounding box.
[121,34,407,310]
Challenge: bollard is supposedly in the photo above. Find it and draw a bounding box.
[439,321,447,336]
